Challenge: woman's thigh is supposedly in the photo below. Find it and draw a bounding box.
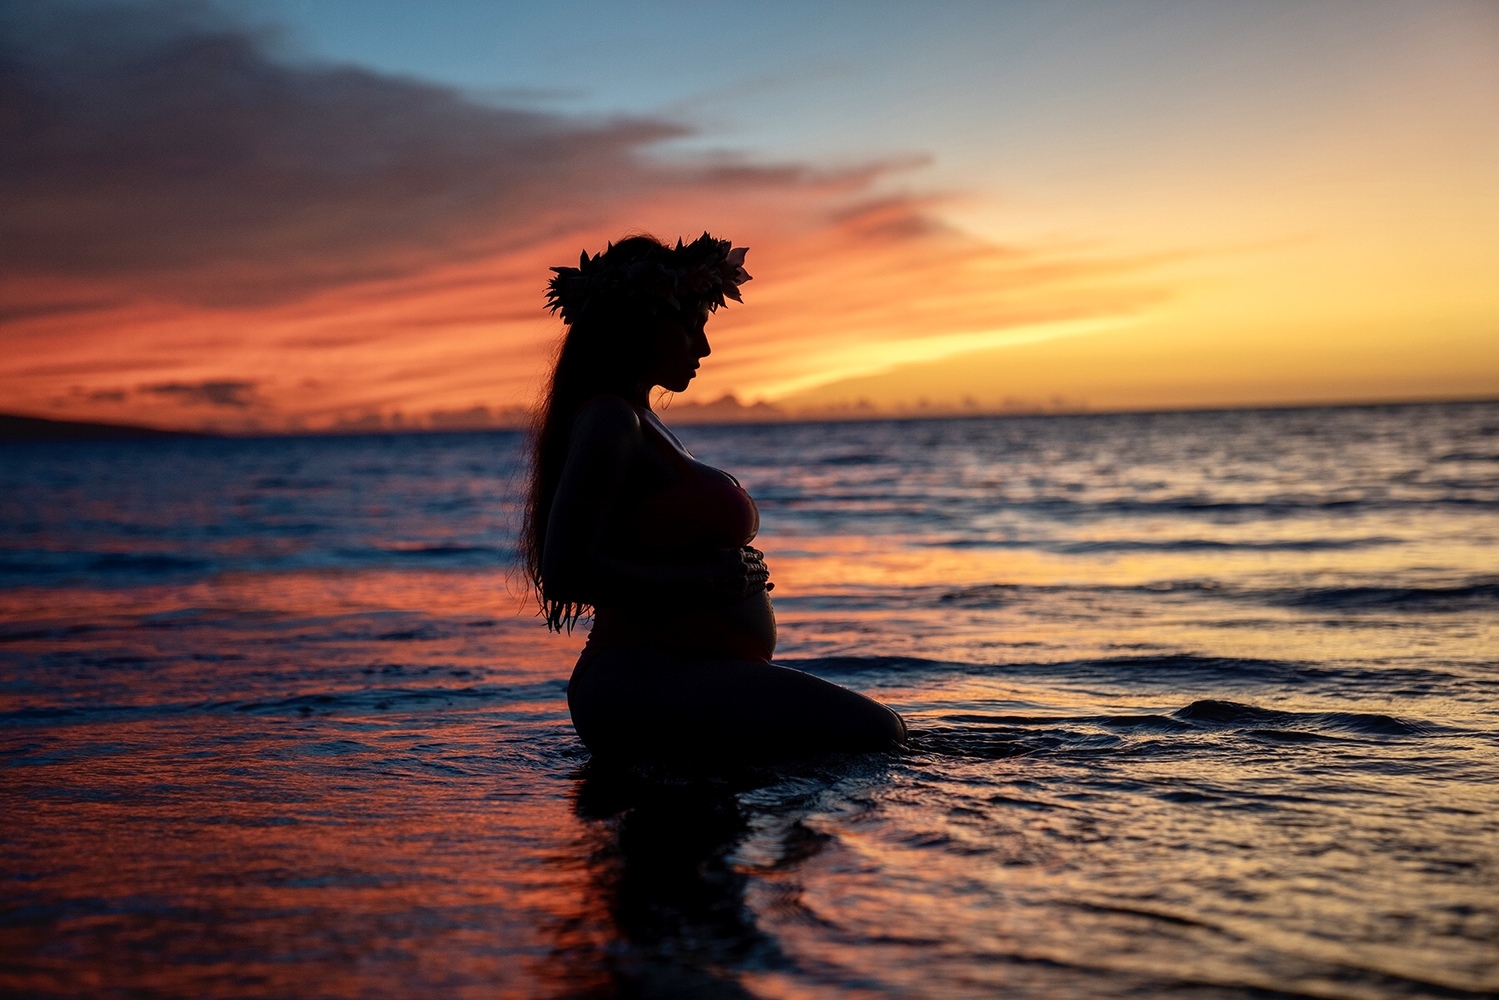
[569,648,905,759]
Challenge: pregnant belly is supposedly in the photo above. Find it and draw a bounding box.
[588,590,776,663]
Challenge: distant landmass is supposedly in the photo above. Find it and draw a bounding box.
[0,412,202,441]
[660,394,788,424]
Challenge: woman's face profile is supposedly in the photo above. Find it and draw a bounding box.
[644,303,712,393]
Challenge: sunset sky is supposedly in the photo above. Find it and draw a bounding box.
[2,0,1496,431]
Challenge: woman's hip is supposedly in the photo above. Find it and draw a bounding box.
[566,645,905,759]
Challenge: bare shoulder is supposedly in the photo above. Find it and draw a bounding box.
[569,395,643,456]
[574,394,640,430]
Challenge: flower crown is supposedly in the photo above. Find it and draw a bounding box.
[545,233,751,325]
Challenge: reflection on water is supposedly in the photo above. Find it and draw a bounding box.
[3,402,1498,997]
[572,764,784,998]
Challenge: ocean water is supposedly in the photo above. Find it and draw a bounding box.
[2,401,1496,998]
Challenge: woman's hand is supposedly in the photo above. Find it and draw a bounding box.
[706,545,774,599]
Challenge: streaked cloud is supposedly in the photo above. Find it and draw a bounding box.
[140,380,259,408]
[0,1,1157,430]
[2,0,679,306]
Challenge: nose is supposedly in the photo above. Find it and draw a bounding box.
[694,326,711,359]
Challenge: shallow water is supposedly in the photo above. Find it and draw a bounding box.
[3,402,1497,998]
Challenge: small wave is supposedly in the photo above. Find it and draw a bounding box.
[90,552,214,573]
[922,536,1399,554]
[0,622,97,643]
[0,550,213,585]
[1174,699,1428,737]
[1057,653,1310,685]
[903,697,1431,761]
[0,544,516,588]
[1270,581,1499,612]
[931,578,1499,615]
[907,727,1031,759]
[215,680,567,717]
[936,583,1034,607]
[790,654,970,677]
[1436,450,1499,463]
[795,653,1478,708]
[791,653,1310,686]
[909,709,1212,759]
[378,543,502,558]
[0,682,567,729]
[970,495,1499,521]
[812,452,888,466]
[1245,728,1345,743]
[1076,654,1309,683]
[934,580,1243,608]
[1098,713,1201,733]
[1061,537,1399,554]
[0,701,202,728]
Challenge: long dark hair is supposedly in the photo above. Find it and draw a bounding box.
[520,235,679,631]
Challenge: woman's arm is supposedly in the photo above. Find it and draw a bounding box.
[540,397,767,608]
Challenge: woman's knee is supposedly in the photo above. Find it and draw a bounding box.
[815,679,906,748]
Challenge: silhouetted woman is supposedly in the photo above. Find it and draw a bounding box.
[521,234,905,761]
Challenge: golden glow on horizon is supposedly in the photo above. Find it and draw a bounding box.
[741,318,1143,401]
[4,179,1496,431]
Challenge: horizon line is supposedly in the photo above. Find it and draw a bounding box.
[4,394,1497,442]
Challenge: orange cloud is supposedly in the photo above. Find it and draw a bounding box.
[0,2,1162,432]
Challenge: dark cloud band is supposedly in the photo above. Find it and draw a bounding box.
[0,1,690,305]
[141,379,258,408]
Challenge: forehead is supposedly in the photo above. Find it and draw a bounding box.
[673,300,712,323]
